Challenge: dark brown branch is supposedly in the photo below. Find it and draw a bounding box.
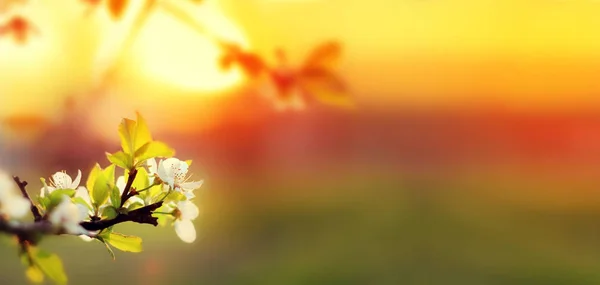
[12,176,42,222]
[119,168,138,207]
[81,201,162,231]
[0,201,163,243]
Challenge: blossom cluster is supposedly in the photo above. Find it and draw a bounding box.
[0,113,204,284]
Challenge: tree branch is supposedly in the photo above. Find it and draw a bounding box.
[12,176,42,222]
[0,201,163,243]
[81,201,163,231]
[120,168,138,207]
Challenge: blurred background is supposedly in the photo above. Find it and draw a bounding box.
[3,0,600,284]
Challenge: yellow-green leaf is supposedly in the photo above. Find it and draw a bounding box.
[134,112,152,151]
[110,185,121,208]
[91,165,115,207]
[118,118,136,154]
[25,266,44,283]
[106,233,143,253]
[86,164,101,194]
[97,237,116,261]
[106,151,132,170]
[132,167,149,190]
[102,206,119,220]
[32,249,67,285]
[135,141,175,164]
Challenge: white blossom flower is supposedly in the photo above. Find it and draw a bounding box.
[0,172,30,219]
[48,195,90,235]
[73,187,102,242]
[173,200,199,243]
[151,158,203,194]
[41,170,82,197]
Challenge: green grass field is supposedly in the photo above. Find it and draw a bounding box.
[1,169,600,284]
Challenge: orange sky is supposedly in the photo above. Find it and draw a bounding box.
[3,0,600,122]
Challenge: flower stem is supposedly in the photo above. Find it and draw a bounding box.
[158,189,173,202]
[135,185,154,194]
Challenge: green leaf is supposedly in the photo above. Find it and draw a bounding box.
[134,141,175,165]
[73,197,93,213]
[37,196,50,211]
[32,249,67,285]
[110,185,121,208]
[106,233,143,253]
[25,266,44,283]
[155,213,173,227]
[118,118,137,154]
[90,164,116,207]
[101,238,116,260]
[132,167,149,190]
[86,164,101,196]
[106,151,132,170]
[126,201,144,211]
[47,189,76,211]
[102,206,119,220]
[134,112,152,151]
[164,191,187,204]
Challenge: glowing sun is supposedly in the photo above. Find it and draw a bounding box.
[131,0,249,93]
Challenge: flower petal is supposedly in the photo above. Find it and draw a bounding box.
[147,158,157,175]
[177,200,199,220]
[71,169,82,189]
[40,186,56,197]
[51,172,72,189]
[75,186,92,205]
[79,235,94,242]
[157,159,177,188]
[180,180,203,192]
[3,195,30,218]
[174,219,196,243]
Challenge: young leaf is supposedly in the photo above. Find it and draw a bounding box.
[134,141,175,165]
[134,112,152,151]
[86,164,101,195]
[110,185,121,208]
[132,167,149,190]
[91,165,115,207]
[47,189,76,211]
[73,196,93,213]
[25,266,44,283]
[96,236,116,260]
[126,201,144,211]
[37,196,50,212]
[106,233,143,253]
[106,151,132,170]
[118,118,136,154]
[32,249,68,285]
[102,206,119,220]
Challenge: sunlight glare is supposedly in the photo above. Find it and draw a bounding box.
[131,1,249,93]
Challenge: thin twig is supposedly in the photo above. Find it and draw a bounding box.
[12,176,42,222]
[120,168,138,207]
